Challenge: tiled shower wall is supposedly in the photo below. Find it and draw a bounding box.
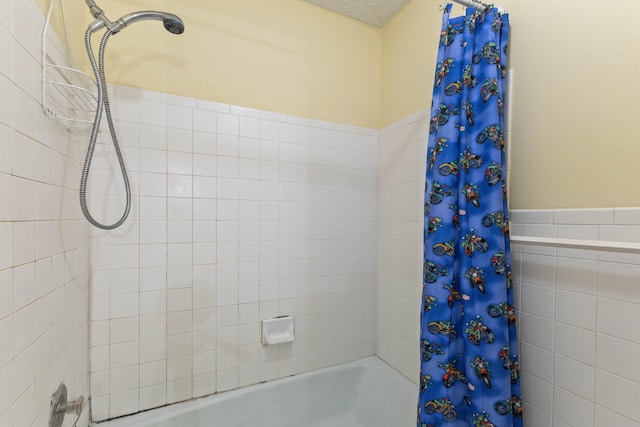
[511,208,640,427]
[376,110,428,383]
[0,0,91,426]
[88,85,378,421]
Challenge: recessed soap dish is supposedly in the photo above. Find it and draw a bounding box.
[262,316,295,345]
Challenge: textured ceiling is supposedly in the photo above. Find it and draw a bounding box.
[303,0,411,27]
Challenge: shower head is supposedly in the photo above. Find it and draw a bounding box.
[86,3,185,35]
[117,11,185,35]
[162,15,185,35]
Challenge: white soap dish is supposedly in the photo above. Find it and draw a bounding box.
[261,316,295,345]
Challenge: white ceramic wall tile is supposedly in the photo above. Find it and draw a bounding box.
[139,100,167,127]
[553,386,594,427]
[598,249,640,266]
[167,105,193,130]
[139,383,166,411]
[522,404,552,427]
[109,318,138,347]
[110,388,139,418]
[595,405,639,427]
[0,1,91,425]
[512,207,640,425]
[89,83,379,422]
[596,334,640,384]
[521,283,554,319]
[0,23,12,80]
[614,208,640,225]
[554,354,595,400]
[521,312,555,351]
[509,209,555,225]
[217,113,239,136]
[555,257,597,295]
[597,261,640,304]
[230,105,259,118]
[554,290,596,330]
[600,225,640,244]
[520,341,553,383]
[597,298,640,344]
[553,208,613,225]
[140,125,167,151]
[520,253,556,287]
[193,109,217,133]
[595,370,640,423]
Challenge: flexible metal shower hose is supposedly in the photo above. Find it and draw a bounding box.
[80,27,131,230]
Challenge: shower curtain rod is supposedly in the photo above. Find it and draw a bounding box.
[451,0,491,9]
[510,235,640,253]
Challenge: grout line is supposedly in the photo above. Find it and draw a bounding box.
[593,256,601,424]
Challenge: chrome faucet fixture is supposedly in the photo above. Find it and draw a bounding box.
[50,384,85,427]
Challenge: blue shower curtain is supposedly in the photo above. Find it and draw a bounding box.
[419,5,521,427]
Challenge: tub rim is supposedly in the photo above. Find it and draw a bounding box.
[90,356,415,426]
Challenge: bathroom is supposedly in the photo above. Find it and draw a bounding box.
[1,0,640,426]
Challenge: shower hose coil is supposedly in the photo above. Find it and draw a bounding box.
[80,27,131,230]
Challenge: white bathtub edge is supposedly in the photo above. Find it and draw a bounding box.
[90,356,415,426]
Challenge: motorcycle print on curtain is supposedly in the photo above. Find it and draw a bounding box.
[419,4,522,427]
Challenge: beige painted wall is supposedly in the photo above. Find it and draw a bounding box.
[508,0,640,209]
[50,0,381,128]
[380,0,444,127]
[382,0,640,209]
[40,0,640,208]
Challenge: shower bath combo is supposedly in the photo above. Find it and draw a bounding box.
[79,0,185,230]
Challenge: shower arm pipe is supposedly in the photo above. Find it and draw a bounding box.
[510,235,640,254]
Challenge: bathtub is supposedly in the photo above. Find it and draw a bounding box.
[91,357,417,427]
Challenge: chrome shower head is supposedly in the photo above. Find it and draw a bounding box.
[117,11,185,34]
[162,14,185,35]
[85,1,185,35]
